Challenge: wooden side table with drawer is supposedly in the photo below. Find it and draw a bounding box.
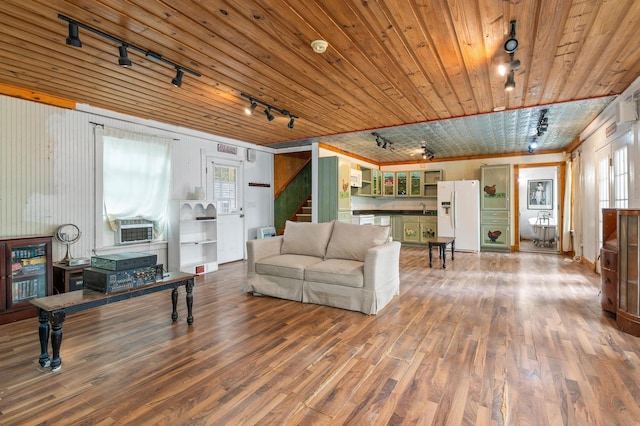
[52,263,89,294]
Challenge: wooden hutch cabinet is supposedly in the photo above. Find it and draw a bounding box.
[0,236,53,324]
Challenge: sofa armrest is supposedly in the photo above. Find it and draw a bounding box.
[363,241,401,291]
[246,236,283,273]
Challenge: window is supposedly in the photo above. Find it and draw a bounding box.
[613,144,628,208]
[597,154,610,251]
[213,164,239,214]
[103,129,171,239]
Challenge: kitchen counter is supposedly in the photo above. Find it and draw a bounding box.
[352,210,437,216]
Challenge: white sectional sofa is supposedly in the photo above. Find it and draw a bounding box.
[245,220,401,314]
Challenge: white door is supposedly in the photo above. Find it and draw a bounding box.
[208,159,245,264]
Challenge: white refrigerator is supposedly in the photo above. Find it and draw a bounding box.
[437,180,480,252]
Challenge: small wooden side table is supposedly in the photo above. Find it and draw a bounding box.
[427,237,455,269]
[53,263,90,294]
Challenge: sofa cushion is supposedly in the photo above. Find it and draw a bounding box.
[255,254,323,280]
[281,221,334,258]
[305,259,364,288]
[325,221,391,262]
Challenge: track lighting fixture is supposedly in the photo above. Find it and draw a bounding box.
[504,20,519,54]
[501,20,520,92]
[371,133,394,151]
[240,93,299,129]
[265,108,275,121]
[529,109,549,153]
[171,69,184,87]
[421,144,435,161]
[505,70,516,91]
[58,14,201,87]
[66,22,82,47]
[118,45,131,67]
[245,101,258,115]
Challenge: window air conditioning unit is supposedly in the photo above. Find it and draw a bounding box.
[115,218,154,245]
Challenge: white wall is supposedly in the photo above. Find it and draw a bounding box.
[576,75,640,265]
[0,95,273,264]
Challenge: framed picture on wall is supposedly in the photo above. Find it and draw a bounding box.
[527,179,552,210]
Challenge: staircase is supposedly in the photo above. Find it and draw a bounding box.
[295,197,312,222]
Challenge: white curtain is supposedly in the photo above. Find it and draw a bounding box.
[572,152,584,257]
[103,128,171,236]
[562,160,572,252]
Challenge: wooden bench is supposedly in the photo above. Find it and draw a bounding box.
[427,237,455,269]
[30,272,195,371]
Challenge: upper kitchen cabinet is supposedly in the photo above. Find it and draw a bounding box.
[383,172,396,197]
[423,170,444,198]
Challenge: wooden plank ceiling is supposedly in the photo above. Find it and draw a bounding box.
[0,0,638,163]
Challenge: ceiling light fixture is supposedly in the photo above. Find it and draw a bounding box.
[502,20,520,92]
[371,133,394,151]
[65,22,82,47]
[58,14,201,87]
[171,69,184,87]
[241,93,299,129]
[264,108,274,121]
[245,100,258,115]
[504,20,519,54]
[421,143,435,161]
[311,39,329,54]
[505,70,516,91]
[118,45,132,67]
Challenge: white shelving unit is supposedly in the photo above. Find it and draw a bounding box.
[168,200,218,275]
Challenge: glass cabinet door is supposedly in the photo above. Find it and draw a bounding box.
[396,172,408,196]
[409,171,422,196]
[383,172,395,197]
[10,242,48,306]
[372,170,382,196]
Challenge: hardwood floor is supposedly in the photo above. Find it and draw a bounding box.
[1,247,639,425]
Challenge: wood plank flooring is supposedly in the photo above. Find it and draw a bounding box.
[1,247,639,425]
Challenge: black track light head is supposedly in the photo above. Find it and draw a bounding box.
[171,69,184,87]
[264,108,275,121]
[118,45,132,67]
[66,22,82,47]
[245,101,257,115]
[288,116,295,129]
[505,70,516,91]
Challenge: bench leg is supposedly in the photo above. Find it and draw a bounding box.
[50,310,66,371]
[451,240,455,260]
[442,246,447,269]
[186,278,194,325]
[38,309,50,368]
[171,287,179,322]
[428,245,433,267]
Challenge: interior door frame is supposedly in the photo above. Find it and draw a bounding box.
[204,155,245,263]
[513,161,566,252]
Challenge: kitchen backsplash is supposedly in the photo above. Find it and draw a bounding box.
[350,195,438,212]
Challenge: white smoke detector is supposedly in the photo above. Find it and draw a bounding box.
[311,39,329,54]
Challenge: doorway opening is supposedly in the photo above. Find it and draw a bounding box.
[514,163,565,254]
